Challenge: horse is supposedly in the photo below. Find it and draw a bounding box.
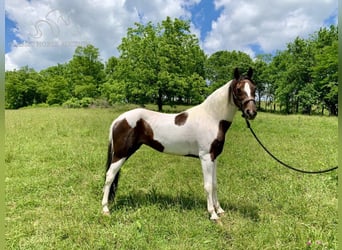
[102,67,257,220]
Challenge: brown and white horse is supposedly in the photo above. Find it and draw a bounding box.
[102,67,257,220]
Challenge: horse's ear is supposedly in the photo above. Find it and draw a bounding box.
[247,67,253,79]
[234,68,240,80]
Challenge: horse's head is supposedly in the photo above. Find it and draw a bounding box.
[231,67,257,120]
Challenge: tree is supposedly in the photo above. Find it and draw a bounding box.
[105,56,119,77]
[312,40,338,115]
[267,25,337,115]
[101,79,127,104]
[68,45,105,99]
[205,50,253,93]
[115,17,207,111]
[311,25,338,115]
[252,55,272,109]
[5,66,45,109]
[270,37,316,114]
[287,37,316,114]
[40,64,71,105]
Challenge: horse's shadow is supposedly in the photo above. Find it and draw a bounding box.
[114,190,260,221]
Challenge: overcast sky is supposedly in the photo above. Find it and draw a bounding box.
[5,0,338,71]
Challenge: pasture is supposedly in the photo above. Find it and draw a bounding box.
[5,106,337,249]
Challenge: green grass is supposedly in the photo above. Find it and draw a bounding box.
[5,107,337,249]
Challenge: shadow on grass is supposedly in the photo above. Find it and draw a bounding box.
[113,189,260,221]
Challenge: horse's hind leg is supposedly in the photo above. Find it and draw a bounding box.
[102,158,126,215]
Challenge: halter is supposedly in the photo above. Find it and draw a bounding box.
[241,97,256,107]
[231,84,256,111]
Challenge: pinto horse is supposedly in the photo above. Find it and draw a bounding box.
[102,67,257,220]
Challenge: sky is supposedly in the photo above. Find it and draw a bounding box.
[5,0,338,71]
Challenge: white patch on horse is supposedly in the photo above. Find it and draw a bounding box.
[244,81,251,97]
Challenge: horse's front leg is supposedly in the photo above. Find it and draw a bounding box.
[200,154,219,220]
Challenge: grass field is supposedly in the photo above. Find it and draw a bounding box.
[5,106,337,249]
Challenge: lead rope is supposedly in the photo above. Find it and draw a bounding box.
[245,119,338,174]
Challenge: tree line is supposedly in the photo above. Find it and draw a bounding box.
[5,17,338,115]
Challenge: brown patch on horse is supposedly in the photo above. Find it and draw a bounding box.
[174,112,188,126]
[111,119,133,162]
[209,120,232,161]
[111,118,164,163]
[135,119,164,152]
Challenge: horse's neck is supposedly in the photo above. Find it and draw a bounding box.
[200,80,238,122]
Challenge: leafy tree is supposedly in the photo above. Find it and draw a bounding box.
[270,37,315,114]
[68,45,105,99]
[45,76,71,105]
[312,40,338,115]
[311,25,338,115]
[267,25,337,115]
[101,79,127,104]
[252,55,272,109]
[287,37,316,114]
[105,56,119,77]
[5,66,45,109]
[40,64,71,105]
[205,50,253,92]
[115,17,206,111]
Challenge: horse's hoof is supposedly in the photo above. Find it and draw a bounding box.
[210,212,219,221]
[218,211,225,217]
[217,208,225,216]
[102,211,111,216]
[214,218,223,226]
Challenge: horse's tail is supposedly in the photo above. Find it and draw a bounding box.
[105,141,121,202]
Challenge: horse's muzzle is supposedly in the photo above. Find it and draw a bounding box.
[242,99,257,120]
[243,109,257,120]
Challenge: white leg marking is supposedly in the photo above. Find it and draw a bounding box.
[212,163,224,215]
[102,158,126,215]
[201,154,219,220]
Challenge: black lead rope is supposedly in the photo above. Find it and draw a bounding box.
[245,119,338,174]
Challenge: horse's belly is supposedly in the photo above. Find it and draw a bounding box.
[162,140,199,156]
[153,128,199,156]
